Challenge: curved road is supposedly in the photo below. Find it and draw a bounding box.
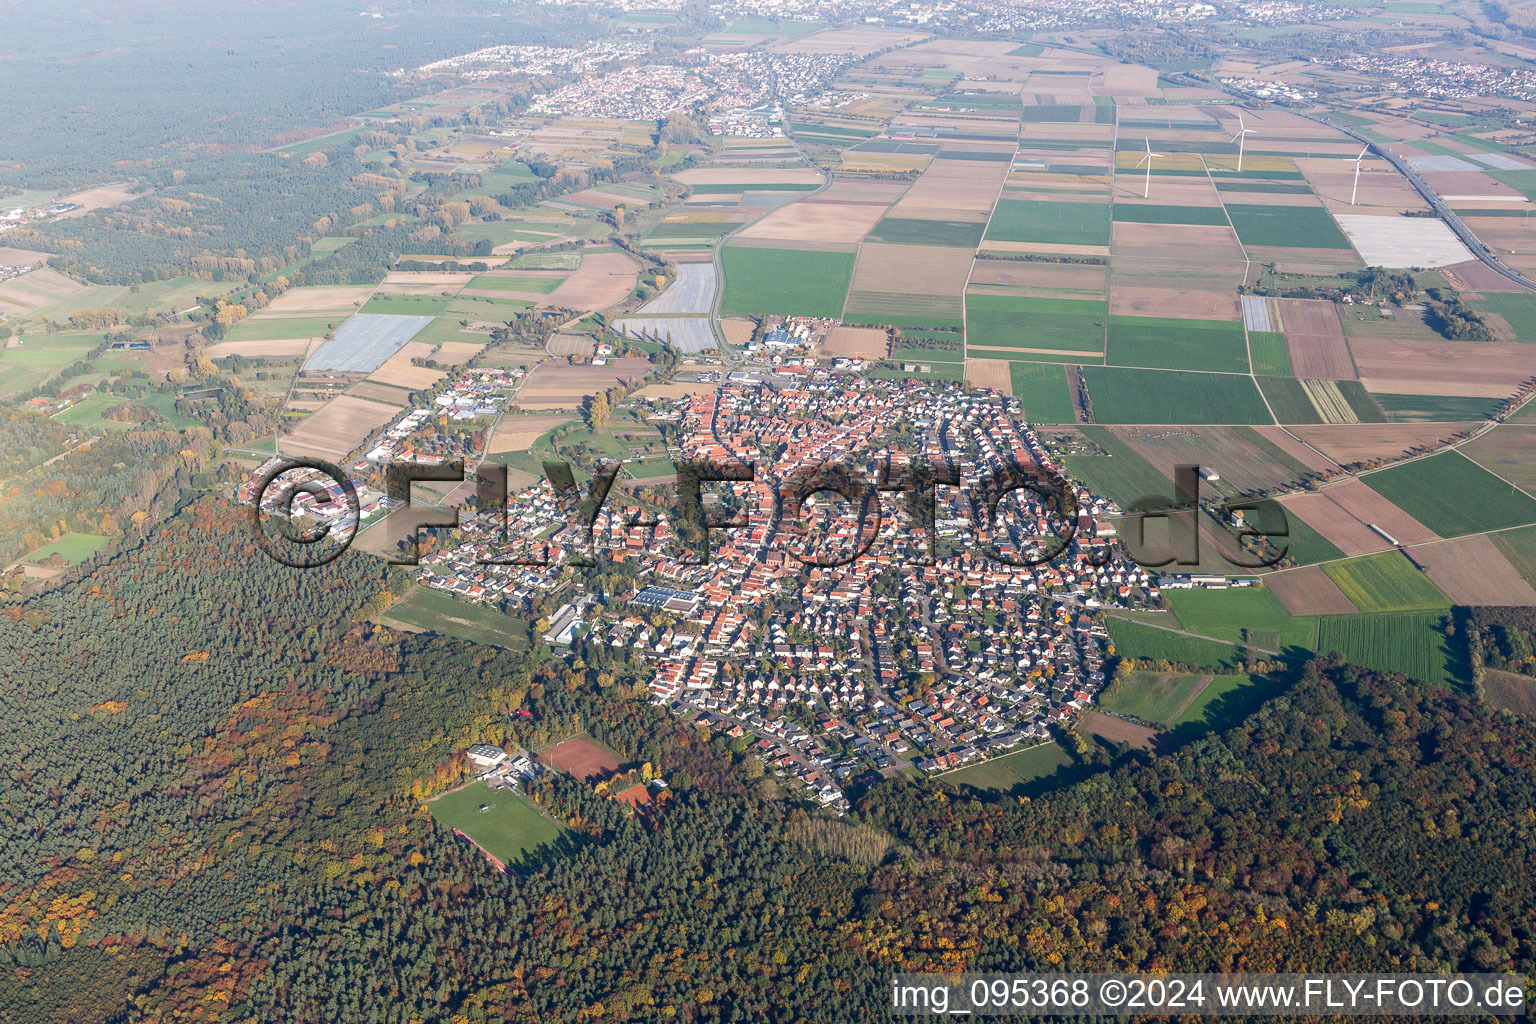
[1285,109,1536,293]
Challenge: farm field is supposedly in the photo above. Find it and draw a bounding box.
[1224,204,1353,249]
[985,199,1111,247]
[1492,523,1536,586]
[1469,292,1536,341]
[378,586,533,651]
[1059,425,1171,505]
[966,293,1106,354]
[1009,362,1077,422]
[1106,316,1248,373]
[281,394,400,461]
[1362,450,1536,537]
[941,742,1073,793]
[1322,550,1450,613]
[1408,534,1536,606]
[224,317,343,342]
[514,357,651,411]
[427,783,565,870]
[1162,587,1319,654]
[1111,204,1229,226]
[1247,332,1292,376]
[720,246,855,318]
[305,315,435,372]
[868,218,986,247]
[1315,610,1456,688]
[1081,367,1271,425]
[1459,425,1536,492]
[359,295,452,316]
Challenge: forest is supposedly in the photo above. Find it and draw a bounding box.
[0,495,1531,1022]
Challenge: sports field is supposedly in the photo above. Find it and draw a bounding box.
[23,533,111,565]
[428,782,565,868]
[1321,550,1450,612]
[1225,204,1353,250]
[1106,316,1248,373]
[720,246,855,318]
[1361,450,1536,537]
[985,200,1111,247]
[378,587,533,650]
[1081,367,1271,424]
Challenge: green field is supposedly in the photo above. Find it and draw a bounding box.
[1316,610,1456,687]
[1362,450,1536,537]
[1322,550,1450,612]
[1107,316,1248,373]
[512,251,583,270]
[1247,331,1292,376]
[1225,204,1353,250]
[359,295,452,316]
[427,782,566,868]
[1373,393,1498,422]
[721,246,855,318]
[54,393,128,429]
[985,200,1111,247]
[1469,292,1536,341]
[1492,522,1536,586]
[1163,586,1319,653]
[1272,513,1346,566]
[23,533,111,565]
[1106,618,1243,669]
[1171,673,1273,729]
[467,274,564,293]
[465,160,538,193]
[1100,670,1213,725]
[643,221,735,240]
[1009,361,1077,423]
[225,316,341,341]
[1060,424,1171,505]
[1111,204,1230,226]
[868,218,986,247]
[966,293,1106,353]
[378,586,533,650]
[1256,376,1385,425]
[942,742,1072,792]
[1081,367,1272,424]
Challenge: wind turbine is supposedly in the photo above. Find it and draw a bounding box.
[1133,137,1163,199]
[1230,112,1256,172]
[1350,145,1369,206]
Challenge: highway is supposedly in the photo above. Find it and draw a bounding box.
[1289,109,1536,293]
